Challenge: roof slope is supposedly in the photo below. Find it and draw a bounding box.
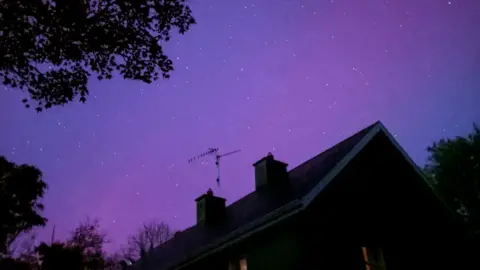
[131,121,379,270]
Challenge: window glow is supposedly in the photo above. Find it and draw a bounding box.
[361,246,386,270]
[239,257,247,270]
[362,247,372,270]
[229,257,247,270]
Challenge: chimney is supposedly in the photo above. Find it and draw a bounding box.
[253,152,289,190]
[195,189,226,225]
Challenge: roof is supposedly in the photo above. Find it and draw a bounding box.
[130,121,386,270]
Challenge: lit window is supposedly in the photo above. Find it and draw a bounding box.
[239,257,247,270]
[361,246,386,270]
[229,257,247,270]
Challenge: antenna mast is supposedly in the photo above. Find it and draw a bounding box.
[51,225,56,244]
[188,148,241,187]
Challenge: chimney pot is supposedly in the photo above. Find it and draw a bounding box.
[195,189,226,225]
[253,153,289,190]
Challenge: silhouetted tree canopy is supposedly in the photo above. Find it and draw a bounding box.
[36,242,85,270]
[424,124,480,235]
[32,218,109,269]
[123,220,174,261]
[104,252,131,270]
[68,218,108,269]
[0,0,196,112]
[0,156,47,257]
[0,257,33,270]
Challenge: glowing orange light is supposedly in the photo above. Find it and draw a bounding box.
[239,257,247,270]
[362,246,372,270]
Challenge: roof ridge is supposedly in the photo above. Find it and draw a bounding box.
[224,121,380,214]
[301,122,382,206]
[289,121,380,175]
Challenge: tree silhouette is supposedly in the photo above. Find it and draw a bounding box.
[104,252,132,270]
[123,220,174,261]
[32,218,109,269]
[67,218,108,269]
[9,231,38,266]
[1,0,196,112]
[0,156,47,257]
[0,257,33,270]
[424,123,480,235]
[36,242,85,270]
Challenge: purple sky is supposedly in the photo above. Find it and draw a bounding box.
[1,0,479,252]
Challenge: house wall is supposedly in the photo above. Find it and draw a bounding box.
[296,183,371,269]
[297,132,473,269]
[239,221,300,270]
[178,214,302,270]
[178,133,475,270]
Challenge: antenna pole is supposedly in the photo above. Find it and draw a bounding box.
[188,148,241,187]
[51,225,56,244]
[216,154,220,187]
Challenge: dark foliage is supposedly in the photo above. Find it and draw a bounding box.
[0,156,47,256]
[104,252,132,270]
[32,218,109,269]
[0,0,196,112]
[123,220,174,261]
[424,123,480,235]
[0,257,33,270]
[68,218,108,269]
[36,242,85,270]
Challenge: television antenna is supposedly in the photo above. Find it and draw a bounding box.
[51,225,56,244]
[188,148,241,187]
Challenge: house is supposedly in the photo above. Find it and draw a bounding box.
[130,121,476,270]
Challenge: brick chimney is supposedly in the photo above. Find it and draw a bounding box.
[253,152,289,190]
[195,189,226,225]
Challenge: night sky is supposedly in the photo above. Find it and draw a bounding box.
[1,0,479,252]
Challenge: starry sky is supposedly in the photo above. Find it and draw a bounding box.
[1,0,479,252]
